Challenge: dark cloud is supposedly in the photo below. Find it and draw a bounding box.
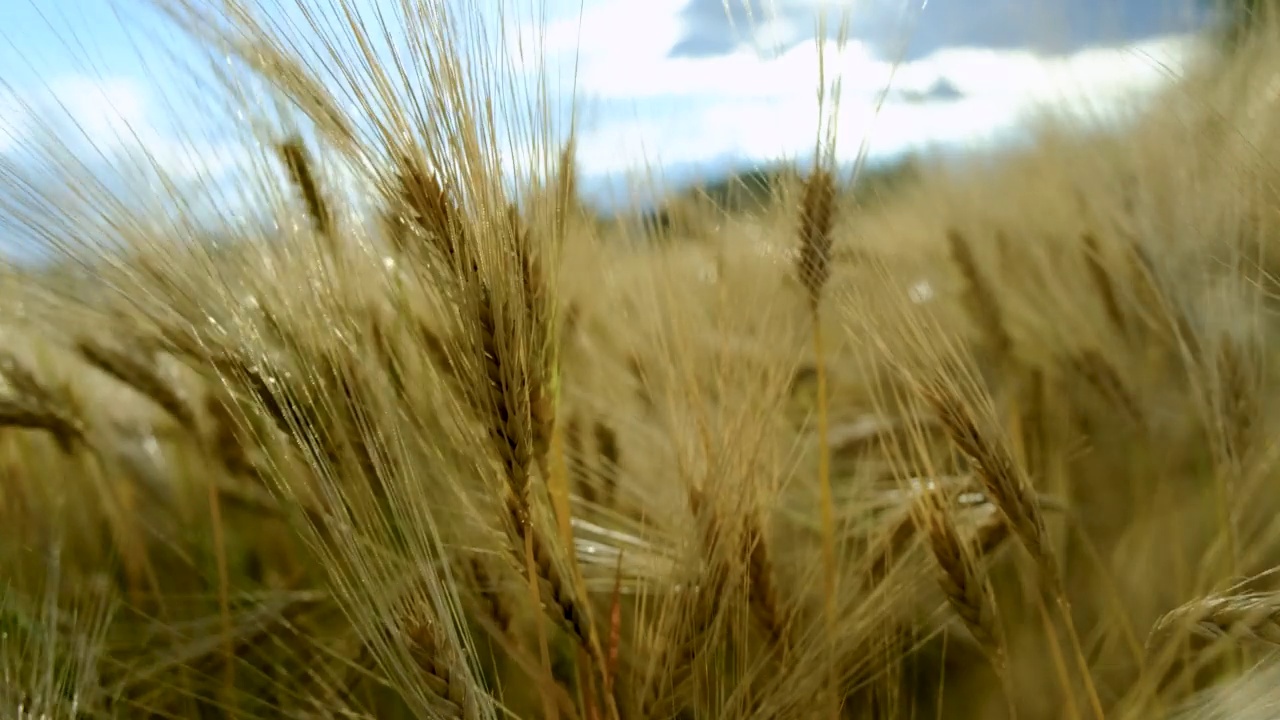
[669,0,804,57]
[668,0,1218,61]
[669,31,739,58]
[894,78,964,103]
[860,0,1215,60]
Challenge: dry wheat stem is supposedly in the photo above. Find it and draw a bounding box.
[797,167,840,716]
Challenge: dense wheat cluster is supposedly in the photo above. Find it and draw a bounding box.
[4,0,1280,717]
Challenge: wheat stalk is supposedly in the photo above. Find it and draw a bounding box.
[796,167,840,716]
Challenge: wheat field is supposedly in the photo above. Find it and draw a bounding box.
[3,0,1280,718]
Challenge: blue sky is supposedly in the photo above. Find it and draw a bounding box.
[0,0,1216,222]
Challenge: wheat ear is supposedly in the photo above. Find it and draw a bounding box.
[276,137,333,242]
[912,487,1007,669]
[1150,591,1280,651]
[0,350,84,453]
[947,229,1012,358]
[922,378,1105,719]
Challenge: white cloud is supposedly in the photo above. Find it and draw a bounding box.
[563,20,1197,105]
[508,0,1203,178]
[1,74,250,184]
[899,34,1196,106]
[566,29,1203,177]
[43,76,150,151]
[0,72,264,257]
[547,0,687,57]
[572,95,1017,178]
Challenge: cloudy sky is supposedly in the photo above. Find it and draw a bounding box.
[0,0,1216,222]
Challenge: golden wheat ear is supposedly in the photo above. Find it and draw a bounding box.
[911,486,1008,665]
[946,229,1012,359]
[74,336,197,431]
[0,350,84,453]
[385,152,469,268]
[797,169,836,310]
[276,137,333,241]
[918,378,1054,583]
[1149,590,1280,652]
